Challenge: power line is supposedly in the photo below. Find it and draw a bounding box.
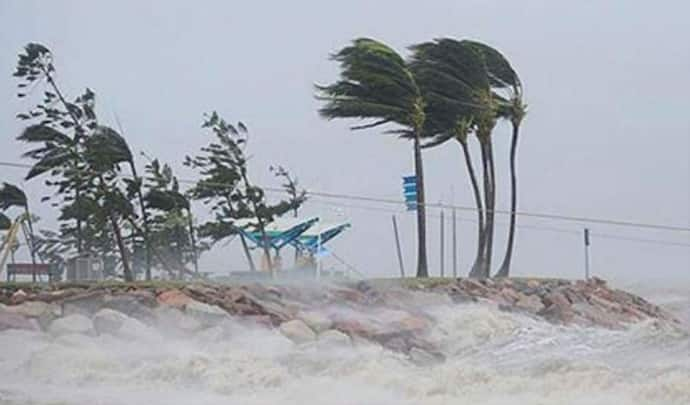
[306,198,690,248]
[2,159,689,234]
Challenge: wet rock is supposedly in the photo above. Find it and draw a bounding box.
[62,290,106,316]
[157,289,193,309]
[298,310,333,333]
[49,314,94,336]
[92,308,128,335]
[102,294,155,322]
[185,299,229,325]
[279,319,316,343]
[11,289,28,305]
[0,311,39,331]
[515,294,545,313]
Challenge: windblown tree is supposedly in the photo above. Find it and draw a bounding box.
[144,158,202,277]
[185,112,302,274]
[316,38,430,278]
[410,39,488,277]
[410,38,523,278]
[13,43,142,281]
[270,166,308,218]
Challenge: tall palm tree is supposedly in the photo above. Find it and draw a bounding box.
[316,38,429,277]
[410,39,488,277]
[464,41,524,278]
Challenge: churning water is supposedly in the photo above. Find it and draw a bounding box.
[0,287,688,405]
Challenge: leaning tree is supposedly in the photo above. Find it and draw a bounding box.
[316,38,430,278]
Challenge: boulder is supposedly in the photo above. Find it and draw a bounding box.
[297,311,333,333]
[92,308,128,335]
[317,329,351,346]
[515,295,545,313]
[0,311,39,331]
[157,289,193,309]
[10,289,28,305]
[3,301,59,318]
[185,299,229,325]
[49,314,94,336]
[102,294,155,321]
[279,319,316,343]
[62,290,107,316]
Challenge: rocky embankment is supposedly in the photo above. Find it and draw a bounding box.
[0,277,679,364]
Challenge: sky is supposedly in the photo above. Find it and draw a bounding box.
[1,0,688,286]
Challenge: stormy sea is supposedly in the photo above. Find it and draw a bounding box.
[0,283,688,405]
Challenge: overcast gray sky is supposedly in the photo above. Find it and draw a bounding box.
[1,0,688,286]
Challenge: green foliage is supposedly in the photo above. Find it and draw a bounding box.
[316,38,424,132]
[185,112,304,246]
[0,213,11,230]
[0,183,28,210]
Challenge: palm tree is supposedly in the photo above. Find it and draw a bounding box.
[410,39,489,277]
[464,41,524,278]
[316,38,429,277]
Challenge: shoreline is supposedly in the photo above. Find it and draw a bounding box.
[0,277,681,362]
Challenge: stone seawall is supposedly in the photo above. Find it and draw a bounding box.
[0,277,679,364]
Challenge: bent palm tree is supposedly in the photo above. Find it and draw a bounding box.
[410,39,489,277]
[465,41,525,278]
[316,38,429,277]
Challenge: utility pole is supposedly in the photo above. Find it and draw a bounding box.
[440,210,445,277]
[452,209,457,278]
[392,215,405,277]
[584,228,591,280]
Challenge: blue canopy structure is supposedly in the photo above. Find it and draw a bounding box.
[233,216,319,252]
[291,222,351,255]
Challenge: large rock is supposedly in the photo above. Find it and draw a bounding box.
[92,308,128,335]
[539,291,574,323]
[62,290,106,316]
[515,294,545,313]
[49,314,94,336]
[102,293,156,321]
[0,311,39,331]
[185,299,229,325]
[297,311,333,333]
[409,347,445,366]
[157,289,193,309]
[118,317,157,340]
[279,319,316,343]
[3,301,60,318]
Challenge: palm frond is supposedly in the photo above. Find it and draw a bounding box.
[17,124,72,145]
[0,212,11,230]
[0,183,28,210]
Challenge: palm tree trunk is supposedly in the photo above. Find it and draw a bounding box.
[186,210,199,276]
[128,161,153,280]
[458,140,485,278]
[496,122,520,277]
[413,133,428,278]
[22,204,38,282]
[474,139,492,279]
[240,172,273,274]
[484,140,497,278]
[97,176,133,281]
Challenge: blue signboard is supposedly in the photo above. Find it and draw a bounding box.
[402,175,417,211]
